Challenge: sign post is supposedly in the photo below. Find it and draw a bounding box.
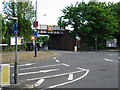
[74,34,81,51]
[13,19,19,84]
[8,17,18,84]
[34,32,38,57]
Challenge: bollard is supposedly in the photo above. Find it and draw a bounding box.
[74,46,77,51]
[0,64,10,87]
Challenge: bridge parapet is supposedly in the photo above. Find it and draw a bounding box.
[35,24,66,35]
[38,25,65,30]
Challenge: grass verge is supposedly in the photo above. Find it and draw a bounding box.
[2,51,58,64]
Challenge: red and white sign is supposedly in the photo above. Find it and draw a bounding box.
[33,21,38,27]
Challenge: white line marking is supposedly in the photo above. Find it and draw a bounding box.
[104,58,113,62]
[27,68,87,81]
[34,79,45,87]
[77,67,89,71]
[48,70,89,88]
[10,63,35,67]
[55,60,60,63]
[13,69,59,76]
[62,63,70,67]
[68,73,73,80]
[20,63,65,70]
[88,52,96,53]
[104,58,118,63]
[118,57,120,59]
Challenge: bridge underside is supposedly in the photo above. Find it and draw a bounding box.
[37,30,75,51]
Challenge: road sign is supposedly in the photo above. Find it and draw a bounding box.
[48,26,52,31]
[33,21,38,27]
[31,35,36,41]
[34,32,38,37]
[13,20,18,34]
[76,34,80,41]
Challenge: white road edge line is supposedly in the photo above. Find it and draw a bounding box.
[10,63,35,67]
[20,63,66,71]
[27,68,87,81]
[68,73,73,80]
[48,70,89,88]
[34,79,45,87]
[12,69,59,76]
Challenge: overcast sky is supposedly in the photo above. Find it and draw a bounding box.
[0,0,119,25]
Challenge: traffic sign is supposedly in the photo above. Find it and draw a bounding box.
[34,32,38,37]
[33,21,38,27]
[13,20,18,34]
[48,26,52,31]
[76,34,81,41]
[31,35,36,41]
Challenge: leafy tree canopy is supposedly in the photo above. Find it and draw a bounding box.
[2,1,35,42]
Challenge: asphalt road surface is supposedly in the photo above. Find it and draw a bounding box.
[10,51,119,89]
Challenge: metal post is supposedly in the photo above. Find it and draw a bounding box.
[8,17,18,84]
[95,37,97,51]
[34,0,37,57]
[14,20,18,84]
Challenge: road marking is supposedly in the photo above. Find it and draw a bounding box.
[55,60,60,63]
[13,69,59,76]
[34,79,45,87]
[27,68,87,81]
[77,67,89,71]
[10,63,35,67]
[62,63,70,67]
[104,58,118,62]
[108,54,117,56]
[20,63,66,70]
[88,52,96,53]
[104,58,113,62]
[118,57,120,59]
[68,73,73,80]
[48,70,89,88]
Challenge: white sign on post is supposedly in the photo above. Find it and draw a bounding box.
[10,37,23,45]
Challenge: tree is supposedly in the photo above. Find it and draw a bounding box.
[110,2,120,48]
[58,2,118,49]
[2,1,35,42]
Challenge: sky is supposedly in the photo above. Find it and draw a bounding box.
[0,0,119,25]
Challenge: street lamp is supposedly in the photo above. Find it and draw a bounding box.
[8,17,18,84]
[34,0,38,57]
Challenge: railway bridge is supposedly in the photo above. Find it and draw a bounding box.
[35,25,75,51]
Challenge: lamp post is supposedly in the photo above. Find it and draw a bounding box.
[8,17,18,84]
[34,0,38,57]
